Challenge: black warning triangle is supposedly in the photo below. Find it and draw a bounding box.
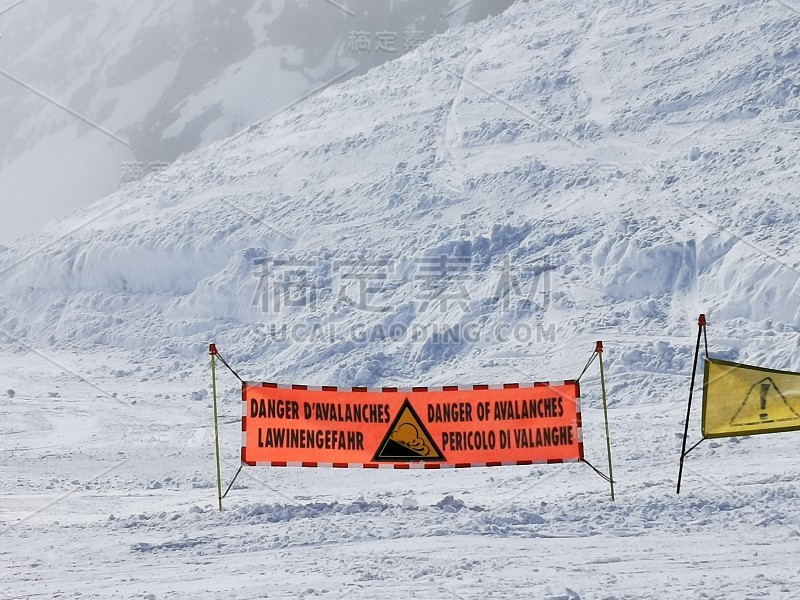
[730,377,800,426]
[373,399,445,462]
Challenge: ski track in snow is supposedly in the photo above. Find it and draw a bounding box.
[1,347,799,598]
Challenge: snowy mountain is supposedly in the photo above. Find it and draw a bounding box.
[2,0,798,387]
[0,0,513,245]
[2,1,800,597]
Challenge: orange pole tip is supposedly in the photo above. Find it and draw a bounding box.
[698,314,706,327]
[595,341,604,353]
[209,343,218,355]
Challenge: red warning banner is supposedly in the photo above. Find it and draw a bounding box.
[241,381,582,468]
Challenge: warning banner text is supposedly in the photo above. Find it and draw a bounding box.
[242,382,582,467]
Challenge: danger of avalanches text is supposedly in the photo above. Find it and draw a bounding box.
[249,397,575,452]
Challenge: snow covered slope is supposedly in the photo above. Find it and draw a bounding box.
[2,0,798,387]
[2,1,800,598]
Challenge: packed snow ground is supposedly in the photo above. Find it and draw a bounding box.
[2,0,800,597]
[2,349,800,599]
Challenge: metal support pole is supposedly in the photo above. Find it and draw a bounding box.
[596,341,615,501]
[210,343,224,511]
[677,314,706,495]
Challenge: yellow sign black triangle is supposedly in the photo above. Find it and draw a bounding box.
[730,377,800,427]
[373,399,445,462]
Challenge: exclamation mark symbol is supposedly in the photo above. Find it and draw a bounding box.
[759,382,770,421]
